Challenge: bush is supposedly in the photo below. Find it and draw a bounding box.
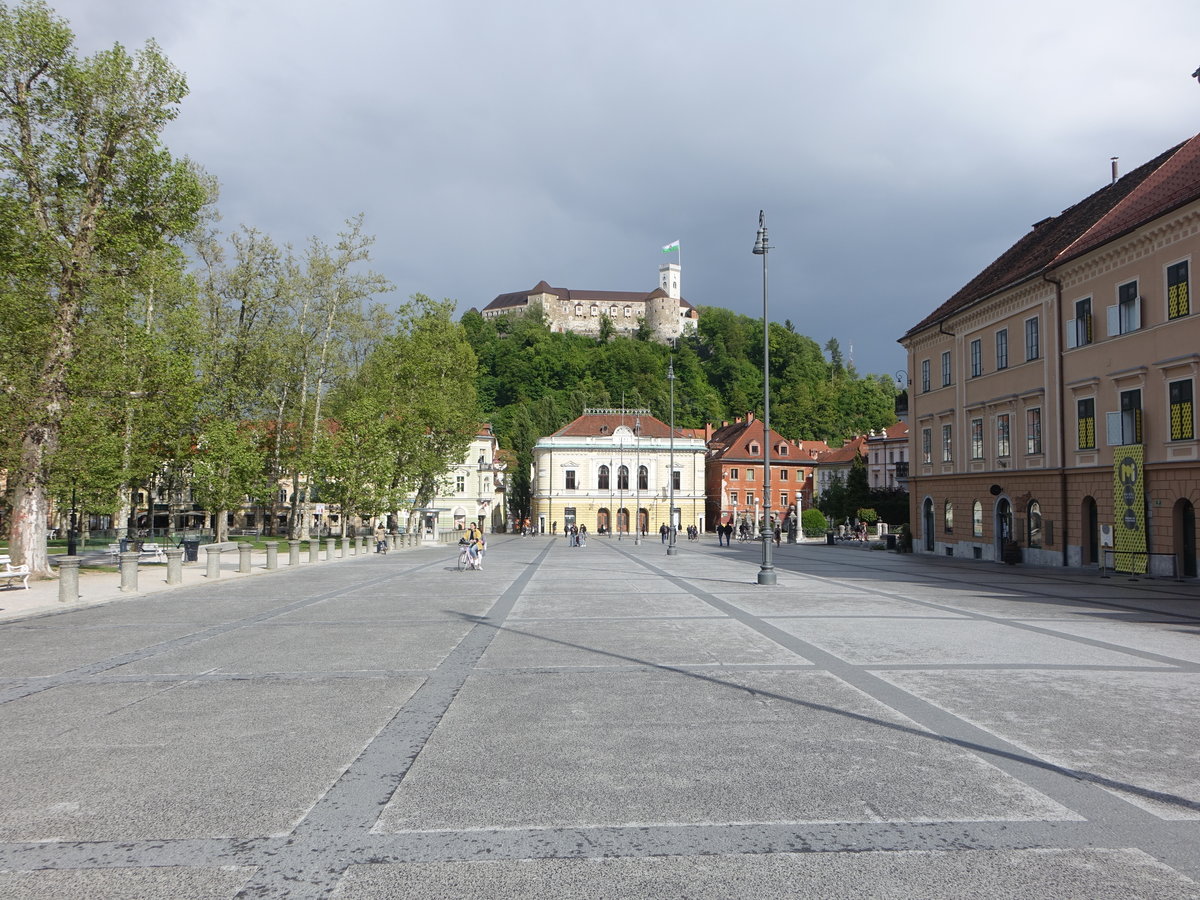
[801,507,828,538]
[856,507,878,524]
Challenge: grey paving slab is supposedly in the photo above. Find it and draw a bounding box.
[0,677,421,841]
[331,849,1200,900]
[510,590,718,619]
[0,623,205,678]
[476,619,811,669]
[880,669,1200,820]
[0,867,253,900]
[768,616,1176,667]
[106,621,471,675]
[375,669,1073,832]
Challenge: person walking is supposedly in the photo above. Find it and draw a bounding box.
[660,523,669,544]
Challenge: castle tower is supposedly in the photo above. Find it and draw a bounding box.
[658,263,681,300]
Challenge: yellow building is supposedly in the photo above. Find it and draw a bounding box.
[532,408,706,536]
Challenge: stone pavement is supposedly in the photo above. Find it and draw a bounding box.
[0,535,1198,899]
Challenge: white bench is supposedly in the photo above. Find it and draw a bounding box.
[107,542,167,564]
[0,555,30,590]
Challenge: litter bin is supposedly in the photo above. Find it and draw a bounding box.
[885,533,897,551]
[181,539,200,562]
[826,531,836,546]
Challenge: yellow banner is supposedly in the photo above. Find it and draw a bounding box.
[1112,444,1147,574]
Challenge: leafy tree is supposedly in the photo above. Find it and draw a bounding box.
[0,1,206,573]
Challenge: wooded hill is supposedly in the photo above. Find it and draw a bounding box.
[461,306,899,521]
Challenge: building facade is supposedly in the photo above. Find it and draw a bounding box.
[480,264,698,344]
[403,425,508,535]
[901,135,1200,575]
[532,409,706,536]
[866,423,910,491]
[703,414,826,532]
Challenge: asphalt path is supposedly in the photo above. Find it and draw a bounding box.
[1,535,1198,898]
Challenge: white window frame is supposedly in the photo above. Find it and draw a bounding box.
[1107,280,1141,336]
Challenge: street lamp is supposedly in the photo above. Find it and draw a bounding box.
[753,210,776,584]
[667,360,678,556]
[634,415,641,545]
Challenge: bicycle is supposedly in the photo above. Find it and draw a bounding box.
[457,539,481,571]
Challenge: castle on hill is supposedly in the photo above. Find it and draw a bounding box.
[480,263,698,344]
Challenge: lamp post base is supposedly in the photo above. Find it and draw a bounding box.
[756,569,777,585]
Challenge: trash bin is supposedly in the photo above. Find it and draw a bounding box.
[885,533,897,551]
[181,539,200,562]
[826,531,836,545]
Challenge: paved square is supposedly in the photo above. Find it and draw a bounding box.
[1,537,1198,898]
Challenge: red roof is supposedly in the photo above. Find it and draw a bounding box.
[484,281,695,313]
[551,412,687,440]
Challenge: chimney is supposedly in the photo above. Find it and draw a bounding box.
[1111,156,1119,184]
[746,411,755,423]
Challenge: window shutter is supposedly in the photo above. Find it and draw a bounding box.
[1131,297,1142,331]
[1065,318,1077,349]
[1105,411,1123,446]
[1106,305,1119,337]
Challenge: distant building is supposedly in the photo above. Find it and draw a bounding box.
[703,413,827,532]
[531,408,706,535]
[404,425,507,535]
[480,263,698,344]
[866,423,910,491]
[900,133,1200,573]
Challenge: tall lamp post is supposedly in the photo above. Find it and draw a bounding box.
[753,210,776,584]
[634,415,641,545]
[667,360,678,555]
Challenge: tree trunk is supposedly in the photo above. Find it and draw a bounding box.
[10,430,54,578]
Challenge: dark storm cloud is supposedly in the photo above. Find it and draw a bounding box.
[45,0,1200,377]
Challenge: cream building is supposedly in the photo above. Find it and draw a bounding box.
[901,134,1200,575]
[404,425,507,536]
[532,409,706,536]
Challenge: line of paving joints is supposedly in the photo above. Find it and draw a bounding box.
[229,542,553,897]
[0,559,452,707]
[3,817,1197,873]
[610,544,1200,880]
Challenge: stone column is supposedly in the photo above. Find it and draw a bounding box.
[165,547,184,585]
[119,551,140,593]
[357,535,367,555]
[238,542,252,573]
[288,540,301,566]
[265,541,278,570]
[388,533,398,551]
[57,556,81,604]
[308,538,319,563]
[324,537,335,561]
[340,534,349,557]
[206,546,222,579]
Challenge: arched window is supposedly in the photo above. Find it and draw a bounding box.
[617,465,629,490]
[598,465,609,490]
[973,500,983,537]
[1028,500,1042,548]
[638,465,648,490]
[944,499,954,533]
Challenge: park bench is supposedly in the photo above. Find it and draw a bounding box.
[107,542,168,564]
[0,554,31,591]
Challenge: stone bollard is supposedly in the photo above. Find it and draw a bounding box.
[359,535,368,554]
[165,547,184,585]
[57,556,81,604]
[119,551,140,593]
[238,542,252,573]
[389,533,398,551]
[289,540,301,566]
[265,541,278,570]
[308,538,319,563]
[324,537,335,561]
[340,535,349,558]
[206,545,222,579]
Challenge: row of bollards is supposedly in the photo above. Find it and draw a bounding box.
[56,532,414,605]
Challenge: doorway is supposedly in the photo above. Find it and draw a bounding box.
[1175,499,1197,578]
[995,498,1013,560]
[1081,496,1099,565]
[922,497,934,551]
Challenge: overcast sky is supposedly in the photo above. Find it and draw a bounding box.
[48,0,1200,379]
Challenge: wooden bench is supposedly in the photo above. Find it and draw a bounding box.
[0,555,31,590]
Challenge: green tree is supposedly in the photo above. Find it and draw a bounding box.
[0,1,206,574]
